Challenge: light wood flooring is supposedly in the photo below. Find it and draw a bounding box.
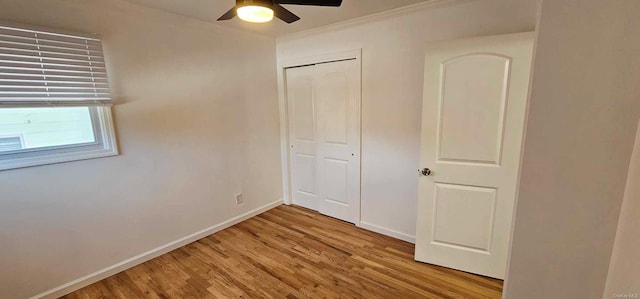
[63,205,503,299]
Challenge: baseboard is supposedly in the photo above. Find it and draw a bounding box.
[31,199,283,299]
[358,221,416,244]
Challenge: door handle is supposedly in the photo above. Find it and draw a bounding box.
[420,168,432,176]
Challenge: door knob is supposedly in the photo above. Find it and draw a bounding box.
[420,168,432,176]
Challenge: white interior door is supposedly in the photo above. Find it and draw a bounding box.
[286,59,361,223]
[415,32,534,279]
[287,65,318,211]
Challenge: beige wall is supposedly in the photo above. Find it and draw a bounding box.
[0,0,281,298]
[505,1,640,298]
[277,0,538,241]
[604,121,640,298]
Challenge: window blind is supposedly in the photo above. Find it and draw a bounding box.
[0,25,111,107]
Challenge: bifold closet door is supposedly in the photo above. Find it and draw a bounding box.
[286,59,361,224]
[286,66,319,211]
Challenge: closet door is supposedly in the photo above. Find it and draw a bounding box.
[286,66,319,211]
[314,60,361,223]
[286,59,361,223]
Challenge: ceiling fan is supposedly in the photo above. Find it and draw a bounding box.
[217,0,343,24]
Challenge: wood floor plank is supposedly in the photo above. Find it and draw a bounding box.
[62,205,503,299]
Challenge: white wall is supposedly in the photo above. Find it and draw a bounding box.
[604,121,640,298]
[277,0,538,241]
[0,1,282,298]
[505,1,640,298]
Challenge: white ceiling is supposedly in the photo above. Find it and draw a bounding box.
[123,0,434,36]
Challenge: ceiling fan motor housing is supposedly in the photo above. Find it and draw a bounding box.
[236,0,274,9]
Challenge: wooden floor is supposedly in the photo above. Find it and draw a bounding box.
[63,205,503,299]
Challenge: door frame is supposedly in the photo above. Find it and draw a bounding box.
[277,49,362,224]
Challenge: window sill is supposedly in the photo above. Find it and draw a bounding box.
[0,146,118,171]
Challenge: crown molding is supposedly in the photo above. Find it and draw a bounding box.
[277,0,475,42]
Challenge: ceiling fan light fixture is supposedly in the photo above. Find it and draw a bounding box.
[217,0,342,24]
[237,5,274,23]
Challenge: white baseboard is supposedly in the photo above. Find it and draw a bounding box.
[358,221,416,244]
[31,199,283,299]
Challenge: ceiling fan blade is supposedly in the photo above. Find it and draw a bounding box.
[217,7,236,21]
[277,0,342,6]
[274,5,301,23]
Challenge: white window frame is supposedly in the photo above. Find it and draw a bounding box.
[0,22,118,171]
[0,106,118,171]
[0,134,25,150]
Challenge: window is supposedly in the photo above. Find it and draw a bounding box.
[0,136,23,151]
[0,24,117,170]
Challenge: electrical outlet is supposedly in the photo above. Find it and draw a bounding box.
[235,193,244,205]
